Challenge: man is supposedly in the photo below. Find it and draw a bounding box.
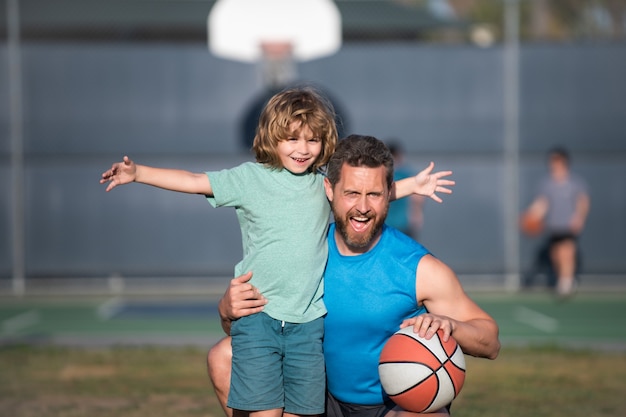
[208,135,500,417]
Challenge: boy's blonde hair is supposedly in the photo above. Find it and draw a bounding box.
[253,87,338,172]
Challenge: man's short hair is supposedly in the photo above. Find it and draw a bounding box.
[326,135,394,189]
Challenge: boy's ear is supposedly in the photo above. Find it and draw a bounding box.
[323,177,334,201]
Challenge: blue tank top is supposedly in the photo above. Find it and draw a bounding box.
[323,223,429,405]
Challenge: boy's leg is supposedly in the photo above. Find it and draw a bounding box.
[207,320,325,417]
[206,342,292,417]
[248,410,284,417]
[229,314,286,412]
[283,317,326,416]
[285,413,321,417]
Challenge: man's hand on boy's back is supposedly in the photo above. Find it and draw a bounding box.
[218,271,268,334]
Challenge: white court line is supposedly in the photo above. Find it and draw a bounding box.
[96,296,125,321]
[1,310,40,336]
[513,306,559,333]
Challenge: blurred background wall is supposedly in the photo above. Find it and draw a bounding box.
[1,0,625,293]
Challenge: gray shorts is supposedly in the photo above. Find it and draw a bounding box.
[325,392,394,417]
[324,392,451,417]
[228,312,325,414]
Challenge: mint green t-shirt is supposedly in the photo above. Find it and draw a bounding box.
[206,162,329,323]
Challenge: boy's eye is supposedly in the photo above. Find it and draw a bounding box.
[309,137,321,143]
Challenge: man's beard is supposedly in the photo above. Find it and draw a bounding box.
[332,205,387,250]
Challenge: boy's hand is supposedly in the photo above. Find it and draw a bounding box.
[100,156,137,192]
[414,161,455,203]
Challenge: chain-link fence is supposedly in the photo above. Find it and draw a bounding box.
[2,1,625,44]
[2,0,625,295]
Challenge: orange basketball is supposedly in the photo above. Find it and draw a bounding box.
[519,212,544,236]
[378,328,465,413]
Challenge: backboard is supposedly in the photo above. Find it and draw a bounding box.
[208,0,342,63]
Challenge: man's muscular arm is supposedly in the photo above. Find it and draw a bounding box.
[402,255,500,359]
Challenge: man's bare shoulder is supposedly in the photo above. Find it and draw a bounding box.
[415,254,463,303]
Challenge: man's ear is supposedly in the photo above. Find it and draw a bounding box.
[323,177,334,201]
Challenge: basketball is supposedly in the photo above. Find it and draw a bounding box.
[378,327,466,413]
[519,211,544,237]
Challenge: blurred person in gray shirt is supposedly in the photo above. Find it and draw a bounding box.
[523,146,590,297]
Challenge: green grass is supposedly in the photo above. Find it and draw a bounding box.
[1,344,625,417]
[455,346,626,417]
[0,345,221,417]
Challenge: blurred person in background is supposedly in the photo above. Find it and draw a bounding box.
[385,141,426,241]
[522,146,590,297]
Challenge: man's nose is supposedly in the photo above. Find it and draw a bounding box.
[355,195,370,213]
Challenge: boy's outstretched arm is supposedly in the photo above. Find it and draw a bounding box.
[391,161,455,203]
[100,155,213,195]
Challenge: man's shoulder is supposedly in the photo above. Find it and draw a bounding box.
[384,225,428,251]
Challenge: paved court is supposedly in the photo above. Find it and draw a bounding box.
[0,296,225,347]
[1,292,625,351]
[470,292,626,351]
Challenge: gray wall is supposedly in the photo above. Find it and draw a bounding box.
[1,42,625,282]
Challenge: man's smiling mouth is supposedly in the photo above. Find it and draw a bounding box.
[350,215,371,232]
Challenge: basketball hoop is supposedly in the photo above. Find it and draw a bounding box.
[260,41,296,88]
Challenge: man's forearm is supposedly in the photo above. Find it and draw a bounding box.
[453,318,500,360]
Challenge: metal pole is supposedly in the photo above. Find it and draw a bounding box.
[8,0,25,296]
[503,0,520,291]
